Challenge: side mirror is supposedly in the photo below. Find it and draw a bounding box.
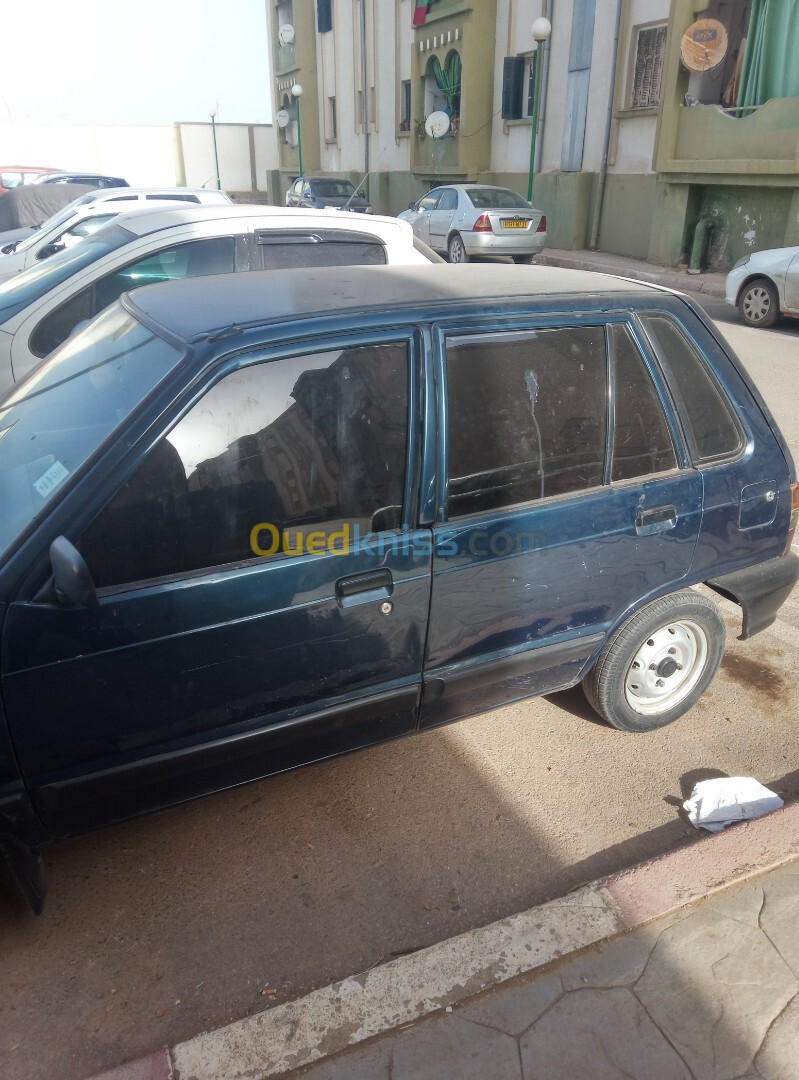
[50,536,99,608]
[408,201,417,211]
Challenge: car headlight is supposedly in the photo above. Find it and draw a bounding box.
[731,256,750,271]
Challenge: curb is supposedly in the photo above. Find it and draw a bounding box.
[91,800,799,1080]
[535,250,727,300]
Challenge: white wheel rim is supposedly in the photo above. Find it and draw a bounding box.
[742,287,772,323]
[624,620,708,716]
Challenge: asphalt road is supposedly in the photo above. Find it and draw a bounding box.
[1,301,797,1080]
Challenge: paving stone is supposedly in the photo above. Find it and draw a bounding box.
[635,907,798,1080]
[391,1013,522,1080]
[758,870,799,978]
[519,987,691,1080]
[560,914,688,992]
[456,970,562,1036]
[291,1038,391,1079]
[754,991,799,1080]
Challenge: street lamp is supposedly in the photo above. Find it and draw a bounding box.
[291,83,304,177]
[209,102,221,190]
[527,17,551,203]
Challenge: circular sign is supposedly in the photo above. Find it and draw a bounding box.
[276,109,290,129]
[680,18,728,72]
[424,111,451,139]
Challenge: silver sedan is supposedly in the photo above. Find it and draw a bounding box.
[398,184,547,264]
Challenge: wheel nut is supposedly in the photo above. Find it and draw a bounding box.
[649,663,657,670]
[632,661,641,669]
[668,647,676,655]
[676,664,683,671]
[656,679,665,687]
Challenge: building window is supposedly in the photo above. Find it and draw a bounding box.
[317,0,332,33]
[502,54,537,120]
[328,96,337,140]
[630,24,668,109]
[400,80,411,131]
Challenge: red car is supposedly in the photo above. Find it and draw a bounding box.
[0,165,59,196]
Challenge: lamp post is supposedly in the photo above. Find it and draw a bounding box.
[527,17,551,203]
[209,102,221,190]
[291,83,304,177]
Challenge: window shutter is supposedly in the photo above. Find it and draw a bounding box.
[317,0,333,33]
[502,56,525,119]
[631,25,667,108]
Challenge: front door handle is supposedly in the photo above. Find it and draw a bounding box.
[635,505,677,535]
[335,569,393,607]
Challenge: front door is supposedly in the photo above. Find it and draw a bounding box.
[428,188,458,250]
[421,318,702,727]
[784,252,799,313]
[2,335,432,836]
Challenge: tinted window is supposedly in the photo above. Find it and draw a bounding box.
[0,306,181,559]
[465,187,530,210]
[611,324,677,481]
[446,327,607,518]
[0,225,130,323]
[643,316,742,462]
[146,193,201,203]
[254,230,386,269]
[29,237,236,359]
[80,342,409,587]
[312,180,356,198]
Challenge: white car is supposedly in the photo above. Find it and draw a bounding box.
[0,205,440,397]
[0,187,232,272]
[725,246,799,328]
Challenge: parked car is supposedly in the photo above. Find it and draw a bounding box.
[0,263,796,912]
[0,205,440,396]
[399,184,547,263]
[286,176,372,213]
[0,187,234,269]
[725,246,799,328]
[0,182,96,238]
[32,171,129,189]
[0,166,60,196]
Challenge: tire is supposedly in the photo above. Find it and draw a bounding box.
[738,278,780,328]
[582,590,725,732]
[448,234,469,263]
[513,254,535,265]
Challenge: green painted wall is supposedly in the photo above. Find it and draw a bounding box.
[698,186,793,270]
[596,175,658,260]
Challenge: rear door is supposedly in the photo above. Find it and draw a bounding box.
[2,331,432,836]
[421,316,702,727]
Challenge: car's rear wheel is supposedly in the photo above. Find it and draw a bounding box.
[739,278,779,328]
[448,234,469,263]
[582,591,725,732]
[512,254,535,265]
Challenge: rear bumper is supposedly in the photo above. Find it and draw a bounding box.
[462,230,547,257]
[706,552,799,639]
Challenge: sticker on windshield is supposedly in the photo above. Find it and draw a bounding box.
[33,460,70,499]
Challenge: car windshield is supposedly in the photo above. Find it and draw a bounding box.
[12,196,97,252]
[0,303,183,559]
[466,187,531,210]
[0,223,130,323]
[313,180,357,198]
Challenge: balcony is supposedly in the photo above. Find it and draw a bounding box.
[658,96,799,176]
[412,126,463,176]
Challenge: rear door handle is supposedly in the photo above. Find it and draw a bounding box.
[635,505,677,535]
[335,569,393,607]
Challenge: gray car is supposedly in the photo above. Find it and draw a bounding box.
[399,184,547,264]
[286,176,372,213]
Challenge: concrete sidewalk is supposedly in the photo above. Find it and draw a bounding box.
[535,248,727,301]
[94,800,799,1080]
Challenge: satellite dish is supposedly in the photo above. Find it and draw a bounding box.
[680,18,728,73]
[276,109,290,129]
[278,23,295,45]
[424,111,451,139]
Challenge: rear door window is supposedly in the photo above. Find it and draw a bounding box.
[642,315,742,463]
[611,324,678,481]
[445,326,608,518]
[253,229,387,270]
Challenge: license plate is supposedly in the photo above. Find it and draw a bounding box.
[502,219,528,229]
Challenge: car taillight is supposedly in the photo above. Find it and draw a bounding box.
[536,215,547,233]
[786,482,799,555]
[473,214,492,232]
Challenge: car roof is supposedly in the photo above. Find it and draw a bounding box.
[128,264,660,343]
[107,203,411,238]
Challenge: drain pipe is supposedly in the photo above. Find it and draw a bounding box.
[687,217,712,274]
[589,0,623,250]
[360,0,370,180]
[535,0,553,175]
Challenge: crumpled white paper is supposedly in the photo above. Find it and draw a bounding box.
[683,777,784,833]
